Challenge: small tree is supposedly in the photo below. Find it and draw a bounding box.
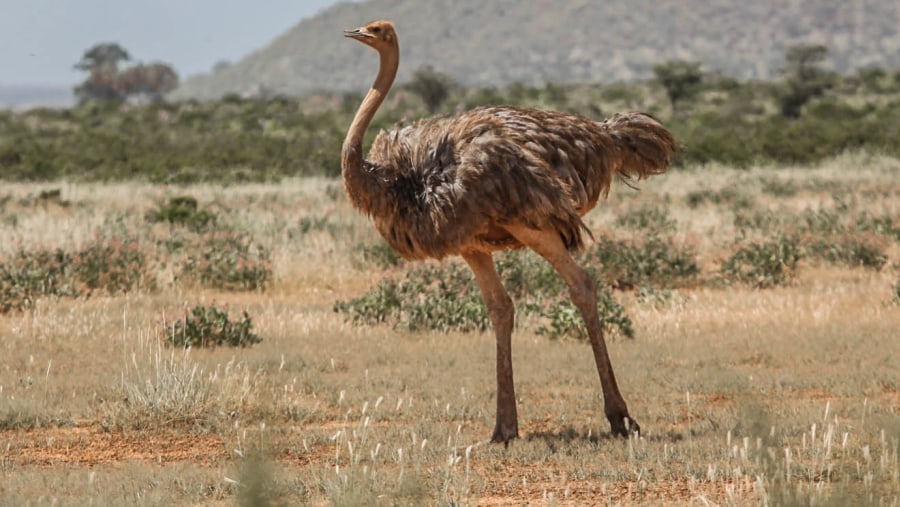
[653,60,703,112]
[406,65,455,114]
[74,42,131,76]
[118,62,180,103]
[73,74,122,104]
[73,43,179,104]
[73,42,132,104]
[778,44,833,118]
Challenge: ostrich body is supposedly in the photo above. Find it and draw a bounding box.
[343,20,676,442]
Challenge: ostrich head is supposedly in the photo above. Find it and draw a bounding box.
[344,20,397,52]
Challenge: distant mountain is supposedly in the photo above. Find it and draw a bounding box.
[0,84,73,110]
[178,0,900,100]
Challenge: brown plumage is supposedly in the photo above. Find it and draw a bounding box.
[343,20,676,443]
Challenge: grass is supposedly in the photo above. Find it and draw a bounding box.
[0,157,898,505]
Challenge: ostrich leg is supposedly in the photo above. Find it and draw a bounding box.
[462,251,519,443]
[508,225,640,438]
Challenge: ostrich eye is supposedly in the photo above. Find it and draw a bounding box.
[372,26,381,34]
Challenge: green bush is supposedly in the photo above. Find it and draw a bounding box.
[734,205,889,238]
[0,237,154,313]
[721,237,802,288]
[0,99,357,182]
[671,111,761,168]
[2,73,900,181]
[798,207,844,235]
[733,209,784,232]
[537,288,634,340]
[164,304,261,348]
[758,177,798,198]
[730,205,890,272]
[0,248,78,313]
[72,237,155,293]
[146,196,217,231]
[333,279,404,326]
[686,185,754,209]
[585,234,700,289]
[297,215,329,234]
[802,234,888,270]
[614,205,677,233]
[335,252,635,339]
[855,211,900,240]
[335,262,489,333]
[495,251,564,298]
[178,232,271,291]
[635,286,681,308]
[351,240,403,269]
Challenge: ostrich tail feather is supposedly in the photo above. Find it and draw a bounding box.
[601,112,677,181]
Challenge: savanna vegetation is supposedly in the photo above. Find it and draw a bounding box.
[2,45,900,182]
[0,44,898,506]
[1,157,898,504]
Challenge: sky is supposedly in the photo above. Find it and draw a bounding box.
[0,0,341,86]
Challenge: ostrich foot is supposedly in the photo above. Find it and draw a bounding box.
[491,421,519,445]
[608,412,641,438]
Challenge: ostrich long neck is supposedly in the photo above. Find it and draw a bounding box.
[341,44,399,210]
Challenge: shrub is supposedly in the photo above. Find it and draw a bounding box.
[405,65,455,114]
[536,289,634,340]
[585,234,700,289]
[614,205,677,233]
[685,186,754,210]
[495,251,563,298]
[335,252,635,339]
[164,304,261,348]
[855,212,900,240]
[0,237,155,312]
[297,215,329,234]
[721,237,802,288]
[734,205,861,236]
[758,177,798,198]
[146,196,217,231]
[671,111,760,168]
[352,240,403,269]
[0,248,78,313]
[178,232,271,291]
[335,262,489,333]
[802,234,888,270]
[333,279,403,326]
[635,286,681,308]
[733,209,785,232]
[653,60,703,111]
[798,207,843,235]
[72,237,155,293]
[2,73,900,181]
[730,207,889,272]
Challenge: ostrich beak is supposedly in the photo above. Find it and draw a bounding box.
[344,27,374,40]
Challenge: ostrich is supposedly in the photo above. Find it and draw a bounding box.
[342,20,676,443]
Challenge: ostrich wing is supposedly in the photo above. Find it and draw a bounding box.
[364,106,673,259]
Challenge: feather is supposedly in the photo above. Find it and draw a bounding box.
[359,106,676,258]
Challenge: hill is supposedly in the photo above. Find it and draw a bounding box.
[175,0,900,100]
